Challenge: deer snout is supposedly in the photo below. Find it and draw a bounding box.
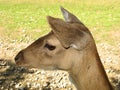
[15,51,24,63]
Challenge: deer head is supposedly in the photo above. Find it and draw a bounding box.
[15,7,113,90]
[15,7,94,70]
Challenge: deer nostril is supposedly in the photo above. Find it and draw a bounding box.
[15,56,19,61]
[15,51,23,62]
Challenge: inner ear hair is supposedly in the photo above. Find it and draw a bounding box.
[70,44,79,50]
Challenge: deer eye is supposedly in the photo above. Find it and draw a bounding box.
[44,43,56,51]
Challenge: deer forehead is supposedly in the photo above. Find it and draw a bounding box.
[46,34,61,46]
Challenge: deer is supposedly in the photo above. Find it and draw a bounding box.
[15,7,114,90]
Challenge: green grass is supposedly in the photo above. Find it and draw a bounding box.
[0,0,120,44]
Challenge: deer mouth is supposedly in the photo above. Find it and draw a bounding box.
[15,58,32,68]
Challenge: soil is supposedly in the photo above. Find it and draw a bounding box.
[0,41,120,90]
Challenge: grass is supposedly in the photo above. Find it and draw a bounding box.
[0,0,120,44]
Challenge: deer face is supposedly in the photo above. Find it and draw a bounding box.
[15,7,93,71]
[15,32,67,69]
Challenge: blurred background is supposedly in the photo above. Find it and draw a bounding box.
[0,0,120,43]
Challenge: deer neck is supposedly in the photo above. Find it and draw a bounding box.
[69,48,113,90]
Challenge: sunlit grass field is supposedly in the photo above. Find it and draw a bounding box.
[0,0,120,44]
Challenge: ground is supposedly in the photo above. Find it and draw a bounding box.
[0,39,120,90]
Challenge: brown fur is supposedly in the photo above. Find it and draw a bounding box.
[15,7,114,90]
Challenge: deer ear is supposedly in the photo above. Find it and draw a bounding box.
[47,16,71,48]
[60,7,82,24]
[47,16,89,50]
